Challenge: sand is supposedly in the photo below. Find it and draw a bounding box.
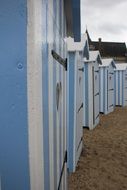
[68,107,127,190]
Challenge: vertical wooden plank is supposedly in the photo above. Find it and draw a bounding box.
[107,69,109,113]
[92,66,95,126]
[27,0,44,189]
[47,0,54,189]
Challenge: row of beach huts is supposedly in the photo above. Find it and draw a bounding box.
[0,1,127,190]
[67,35,127,174]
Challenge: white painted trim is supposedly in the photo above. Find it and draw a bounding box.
[27,0,44,190]
[47,1,55,189]
[56,65,60,186]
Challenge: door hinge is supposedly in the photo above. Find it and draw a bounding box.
[51,50,67,71]
[57,151,67,190]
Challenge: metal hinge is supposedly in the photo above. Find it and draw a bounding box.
[109,104,114,107]
[94,92,99,96]
[51,50,67,71]
[77,103,83,113]
[78,67,84,72]
[57,151,67,190]
[77,137,83,152]
[109,89,114,91]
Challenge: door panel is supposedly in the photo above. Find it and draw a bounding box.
[93,65,99,125]
[124,73,127,105]
[108,69,114,110]
[94,68,99,95]
[76,54,83,164]
[108,72,114,90]
[94,94,99,122]
[108,90,114,108]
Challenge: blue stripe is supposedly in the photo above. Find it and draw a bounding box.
[68,53,75,172]
[72,0,81,41]
[114,72,116,106]
[59,0,62,37]
[53,0,57,189]
[122,71,124,106]
[118,71,120,105]
[116,72,117,105]
[0,1,30,190]
[103,69,106,113]
[42,1,50,189]
[59,0,62,179]
[59,0,64,179]
[99,68,101,112]
[83,64,88,127]
[106,69,108,113]
[83,64,85,126]
[85,64,89,126]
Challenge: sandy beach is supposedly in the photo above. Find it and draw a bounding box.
[68,107,127,190]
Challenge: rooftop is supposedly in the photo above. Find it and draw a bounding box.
[86,30,127,62]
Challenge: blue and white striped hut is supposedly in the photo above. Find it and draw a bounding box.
[0,1,81,190]
[67,35,89,172]
[99,59,116,115]
[114,63,127,107]
[83,51,102,130]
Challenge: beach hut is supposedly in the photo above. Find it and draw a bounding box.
[0,1,81,190]
[99,59,116,115]
[114,63,127,106]
[83,51,102,130]
[67,35,89,172]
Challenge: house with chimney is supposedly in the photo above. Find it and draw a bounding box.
[86,30,127,63]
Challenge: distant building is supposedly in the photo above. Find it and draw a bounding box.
[86,30,127,63]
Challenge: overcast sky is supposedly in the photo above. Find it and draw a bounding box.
[81,0,127,43]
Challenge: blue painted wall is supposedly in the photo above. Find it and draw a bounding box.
[0,1,30,190]
[84,63,89,127]
[0,0,81,189]
[67,52,75,172]
[72,0,81,42]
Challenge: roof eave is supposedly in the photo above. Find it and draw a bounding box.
[97,55,102,65]
[83,40,89,60]
[111,60,116,68]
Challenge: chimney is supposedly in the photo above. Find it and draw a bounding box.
[98,38,102,52]
[98,38,102,43]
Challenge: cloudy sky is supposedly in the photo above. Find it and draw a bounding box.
[81,0,127,43]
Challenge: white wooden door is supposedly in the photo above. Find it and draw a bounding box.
[107,68,114,111]
[76,54,83,165]
[93,65,99,126]
[124,71,127,106]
